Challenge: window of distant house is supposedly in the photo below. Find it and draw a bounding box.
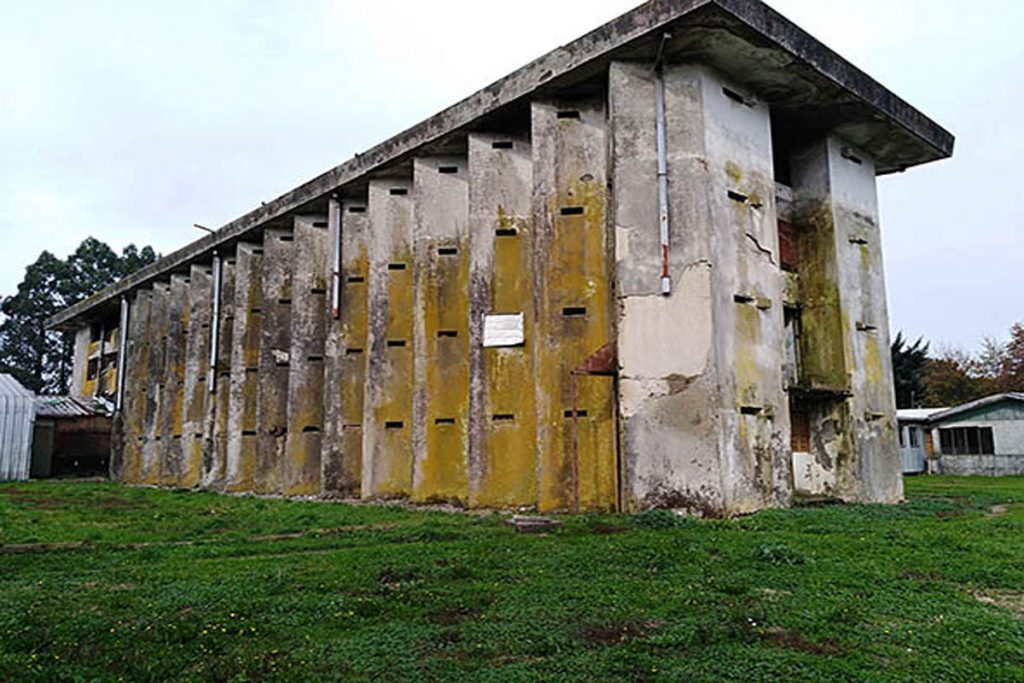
[939,426,994,455]
[899,427,906,448]
[909,427,920,449]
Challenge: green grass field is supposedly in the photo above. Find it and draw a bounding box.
[1,477,1023,682]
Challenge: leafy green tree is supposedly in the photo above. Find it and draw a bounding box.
[890,332,929,408]
[0,238,158,394]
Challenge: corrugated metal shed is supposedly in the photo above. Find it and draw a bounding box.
[0,373,36,481]
[35,395,110,419]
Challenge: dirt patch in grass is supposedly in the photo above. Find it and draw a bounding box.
[987,504,1012,517]
[762,627,843,656]
[974,590,1024,617]
[579,620,657,647]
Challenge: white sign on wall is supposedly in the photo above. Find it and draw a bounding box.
[482,313,525,348]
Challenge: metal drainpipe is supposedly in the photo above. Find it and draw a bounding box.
[208,251,222,393]
[115,296,129,412]
[655,33,672,296]
[329,196,343,319]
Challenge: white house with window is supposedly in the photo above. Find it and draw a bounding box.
[896,408,945,474]
[905,394,1024,476]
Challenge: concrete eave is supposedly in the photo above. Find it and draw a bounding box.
[48,0,954,330]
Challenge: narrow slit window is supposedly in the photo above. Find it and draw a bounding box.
[279,235,294,242]
[343,424,362,431]
[740,405,763,416]
[307,355,324,363]
[346,276,366,284]
[250,307,262,313]
[388,263,407,271]
[496,228,518,237]
[493,414,516,422]
[564,409,589,418]
[278,298,292,305]
[560,206,585,216]
[437,330,458,338]
[389,188,408,196]
[302,425,321,433]
[728,190,749,204]
[387,340,407,348]
[435,418,456,426]
[310,287,327,295]
[242,430,258,437]
[385,421,405,430]
[734,294,756,305]
[438,166,459,174]
[562,306,587,317]
[722,87,750,106]
[348,206,367,214]
[313,221,328,228]
[492,141,514,150]
[346,348,365,355]
[557,110,581,120]
[438,247,459,256]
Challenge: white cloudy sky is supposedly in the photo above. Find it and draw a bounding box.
[0,1,1020,350]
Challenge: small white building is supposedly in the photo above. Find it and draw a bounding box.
[898,394,1024,477]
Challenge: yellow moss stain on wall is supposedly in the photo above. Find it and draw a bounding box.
[475,207,537,508]
[339,245,368,493]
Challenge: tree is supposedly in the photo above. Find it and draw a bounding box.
[921,348,986,408]
[0,238,158,394]
[890,332,929,408]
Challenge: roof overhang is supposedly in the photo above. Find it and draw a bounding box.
[48,0,954,330]
[927,393,1024,424]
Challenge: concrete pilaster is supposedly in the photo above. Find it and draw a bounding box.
[142,283,170,485]
[256,228,294,494]
[466,133,537,509]
[158,275,189,486]
[121,290,152,484]
[531,99,617,513]
[790,136,902,503]
[202,257,235,490]
[284,215,329,496]
[363,179,414,499]
[412,157,470,504]
[181,265,213,489]
[225,243,263,492]
[323,200,369,497]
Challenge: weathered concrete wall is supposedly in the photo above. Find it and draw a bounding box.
[284,215,329,496]
[255,228,295,494]
[412,157,470,504]
[323,199,369,497]
[71,327,90,398]
[225,243,263,492]
[121,290,152,484]
[363,179,415,498]
[467,132,537,509]
[791,136,902,503]
[141,282,170,485]
[611,62,789,516]
[203,257,235,489]
[181,265,212,489]
[157,275,189,486]
[532,99,617,513]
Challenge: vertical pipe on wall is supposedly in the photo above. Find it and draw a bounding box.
[329,196,343,319]
[654,33,672,296]
[208,251,222,393]
[115,296,129,411]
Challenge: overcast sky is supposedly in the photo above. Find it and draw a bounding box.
[1,1,1020,351]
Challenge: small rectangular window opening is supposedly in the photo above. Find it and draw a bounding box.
[493,414,516,423]
[434,418,456,426]
[740,405,764,416]
[728,190,749,204]
[385,421,405,430]
[557,110,581,120]
[252,248,265,255]
[307,355,324,363]
[279,235,294,242]
[496,228,518,237]
[388,263,407,271]
[722,87,750,106]
[492,141,514,150]
[313,221,329,229]
[562,306,587,317]
[278,298,292,306]
[310,288,327,295]
[302,425,322,433]
[734,294,756,305]
[343,424,362,431]
[348,206,367,214]
[387,340,407,348]
[347,276,366,284]
[389,188,408,196]
[437,330,459,338]
[242,430,258,437]
[437,247,459,256]
[346,348,364,355]
[564,409,589,418]
[560,206,585,216]
[438,166,459,175]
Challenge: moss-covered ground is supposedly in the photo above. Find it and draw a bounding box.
[1,476,1023,681]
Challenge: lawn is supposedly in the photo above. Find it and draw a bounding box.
[1,477,1023,682]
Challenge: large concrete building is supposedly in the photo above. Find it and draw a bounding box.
[49,0,953,516]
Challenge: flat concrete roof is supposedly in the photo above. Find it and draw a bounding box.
[49,0,955,329]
